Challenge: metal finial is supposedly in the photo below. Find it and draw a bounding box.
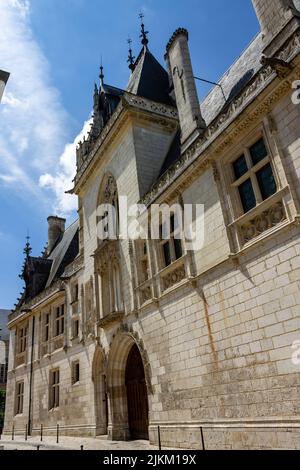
[99,58,104,88]
[127,38,135,71]
[139,12,149,47]
[23,234,32,258]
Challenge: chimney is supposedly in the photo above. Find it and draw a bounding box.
[165,28,206,148]
[252,0,299,54]
[47,216,66,255]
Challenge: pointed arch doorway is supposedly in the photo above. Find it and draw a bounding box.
[125,344,149,440]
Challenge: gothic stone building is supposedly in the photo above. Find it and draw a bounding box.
[3,1,300,449]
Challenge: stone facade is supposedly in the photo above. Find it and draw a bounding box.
[3,2,300,449]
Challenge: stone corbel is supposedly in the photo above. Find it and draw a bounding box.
[293,215,300,225]
[211,161,221,182]
[261,55,292,79]
[229,253,240,267]
[187,276,198,288]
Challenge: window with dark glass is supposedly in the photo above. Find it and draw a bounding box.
[160,212,183,268]
[72,283,79,302]
[72,361,80,385]
[44,313,50,342]
[49,369,59,409]
[249,138,268,165]
[256,163,277,200]
[163,242,172,266]
[174,238,183,259]
[238,179,256,213]
[72,319,79,338]
[139,241,150,283]
[18,326,28,354]
[232,136,277,215]
[233,155,248,179]
[55,305,64,337]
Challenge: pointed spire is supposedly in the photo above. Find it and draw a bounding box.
[99,58,104,90]
[23,234,32,258]
[139,12,149,48]
[127,37,135,71]
[93,83,99,109]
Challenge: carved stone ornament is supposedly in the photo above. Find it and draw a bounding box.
[103,175,118,203]
[241,201,287,244]
[162,265,186,291]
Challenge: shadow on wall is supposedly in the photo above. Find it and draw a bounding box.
[226,69,255,104]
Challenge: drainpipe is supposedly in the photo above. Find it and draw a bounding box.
[28,316,35,435]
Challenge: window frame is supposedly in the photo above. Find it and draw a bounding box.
[219,125,292,252]
[15,380,24,415]
[43,312,50,342]
[49,369,60,410]
[159,213,184,269]
[137,240,150,284]
[54,304,65,338]
[17,325,28,354]
[229,133,279,218]
[72,318,80,339]
[71,360,80,385]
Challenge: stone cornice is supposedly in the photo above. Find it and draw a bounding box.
[72,93,178,194]
[140,29,300,207]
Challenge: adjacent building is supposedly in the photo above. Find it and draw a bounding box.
[0,70,10,103]
[3,1,300,449]
[0,310,10,391]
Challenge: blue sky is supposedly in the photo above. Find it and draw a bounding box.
[0,0,259,309]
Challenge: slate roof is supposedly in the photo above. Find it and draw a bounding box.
[158,33,264,176]
[46,219,79,288]
[127,46,173,106]
[23,256,53,303]
[159,130,181,177]
[15,220,79,309]
[201,33,263,125]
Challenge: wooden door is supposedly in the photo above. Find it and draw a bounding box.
[125,344,149,440]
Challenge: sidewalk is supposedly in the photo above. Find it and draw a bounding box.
[0,435,160,451]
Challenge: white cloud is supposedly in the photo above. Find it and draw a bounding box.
[0,0,83,218]
[39,118,92,215]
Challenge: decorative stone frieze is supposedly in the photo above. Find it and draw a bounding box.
[240,201,287,244]
[161,263,186,292]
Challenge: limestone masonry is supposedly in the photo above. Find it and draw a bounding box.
[3,0,300,449]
